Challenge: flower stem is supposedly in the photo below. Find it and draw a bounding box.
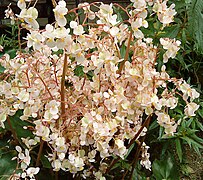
[106,115,151,173]
[129,116,151,180]
[7,117,18,144]
[60,53,68,127]
[36,139,44,166]
[117,30,133,75]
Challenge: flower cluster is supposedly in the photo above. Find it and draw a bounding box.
[160,38,181,63]
[153,0,177,26]
[11,146,40,179]
[140,142,151,170]
[0,0,200,179]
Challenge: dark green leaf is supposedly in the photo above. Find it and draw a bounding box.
[74,65,84,77]
[5,49,17,59]
[120,44,126,59]
[158,126,164,139]
[132,168,147,180]
[175,139,183,162]
[41,154,51,168]
[0,150,17,180]
[188,0,203,54]
[149,120,159,131]
[152,156,179,180]
[7,111,34,141]
[0,65,5,73]
[124,143,135,159]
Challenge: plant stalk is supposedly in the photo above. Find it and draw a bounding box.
[60,53,68,127]
[36,139,44,166]
[7,117,18,144]
[116,30,133,75]
[106,115,151,173]
[129,116,152,180]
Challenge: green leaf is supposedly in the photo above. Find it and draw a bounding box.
[74,65,84,77]
[197,109,203,119]
[175,139,183,162]
[120,44,126,59]
[164,25,180,38]
[110,162,120,171]
[158,126,164,139]
[181,135,203,156]
[181,28,187,45]
[0,65,5,73]
[41,154,51,168]
[132,168,147,180]
[6,111,34,141]
[0,150,17,180]
[185,118,193,127]
[5,49,17,59]
[113,6,127,22]
[152,155,179,180]
[180,164,195,176]
[188,0,203,54]
[149,120,159,131]
[124,143,135,159]
[121,160,132,171]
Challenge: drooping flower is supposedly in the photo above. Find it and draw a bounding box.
[26,31,45,50]
[17,0,26,10]
[53,0,68,27]
[184,102,199,117]
[18,7,39,29]
[160,38,181,63]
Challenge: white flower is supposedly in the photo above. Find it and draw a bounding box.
[153,1,177,26]
[26,31,45,50]
[115,139,127,158]
[131,18,148,38]
[35,121,50,141]
[131,0,146,11]
[160,38,181,63]
[99,4,113,17]
[17,90,29,102]
[18,7,39,29]
[109,27,119,37]
[156,112,171,127]
[70,21,78,29]
[17,0,26,10]
[53,0,68,27]
[26,167,40,179]
[184,102,199,117]
[179,82,200,101]
[15,146,31,169]
[0,45,3,52]
[52,159,62,171]
[73,25,85,35]
[0,112,7,128]
[55,137,65,147]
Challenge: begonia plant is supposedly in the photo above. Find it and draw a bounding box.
[0,0,201,179]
